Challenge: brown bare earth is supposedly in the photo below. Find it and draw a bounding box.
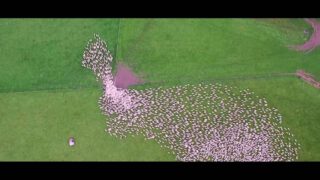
[295,70,320,89]
[114,63,143,89]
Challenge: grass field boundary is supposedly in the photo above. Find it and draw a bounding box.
[123,20,155,62]
[114,18,121,61]
[134,72,297,88]
[0,87,101,94]
[0,85,101,94]
[0,72,299,94]
[111,18,121,73]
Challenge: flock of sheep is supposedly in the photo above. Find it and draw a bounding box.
[81,34,300,161]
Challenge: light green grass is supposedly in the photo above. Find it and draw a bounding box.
[222,77,320,160]
[133,76,320,161]
[0,89,174,161]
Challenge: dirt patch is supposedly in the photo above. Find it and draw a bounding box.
[114,63,143,89]
[296,70,320,89]
[292,18,320,52]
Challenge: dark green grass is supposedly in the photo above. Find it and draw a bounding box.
[118,18,319,82]
[0,19,119,92]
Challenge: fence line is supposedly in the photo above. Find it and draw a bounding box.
[123,20,155,61]
[0,84,101,94]
[135,72,296,87]
[0,72,301,94]
[114,18,121,61]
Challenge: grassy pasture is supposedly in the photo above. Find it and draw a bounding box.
[0,18,319,160]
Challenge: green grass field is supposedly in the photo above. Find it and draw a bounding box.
[0,18,319,161]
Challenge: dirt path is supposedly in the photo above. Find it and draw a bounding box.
[295,70,320,89]
[292,18,320,52]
